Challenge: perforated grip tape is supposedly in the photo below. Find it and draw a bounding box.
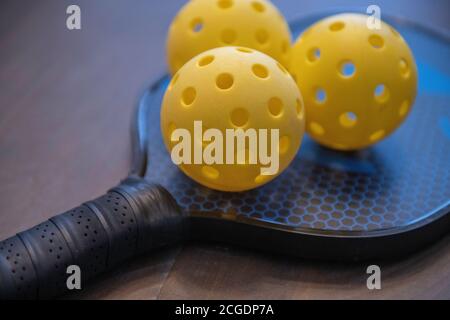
[0,177,185,299]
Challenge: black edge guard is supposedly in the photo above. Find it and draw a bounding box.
[0,177,184,300]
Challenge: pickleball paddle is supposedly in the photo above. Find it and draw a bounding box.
[1,12,449,299]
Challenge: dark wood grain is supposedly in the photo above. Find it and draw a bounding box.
[0,0,185,300]
[0,0,449,300]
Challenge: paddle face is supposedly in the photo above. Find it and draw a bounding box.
[134,12,449,256]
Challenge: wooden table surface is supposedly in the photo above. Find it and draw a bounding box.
[1,0,449,300]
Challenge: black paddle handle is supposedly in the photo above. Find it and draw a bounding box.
[0,177,185,300]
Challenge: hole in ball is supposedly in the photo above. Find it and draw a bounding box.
[339,61,355,78]
[369,129,385,142]
[399,100,410,117]
[230,108,249,127]
[399,58,410,78]
[307,48,321,62]
[216,73,234,90]
[374,84,390,103]
[310,122,325,136]
[339,112,357,128]
[236,47,253,53]
[181,87,196,106]
[190,18,203,33]
[329,21,345,31]
[268,97,283,117]
[255,29,269,45]
[217,0,233,9]
[252,64,269,79]
[251,1,265,12]
[315,88,326,104]
[202,166,219,179]
[369,34,384,49]
[198,55,215,67]
[255,174,270,184]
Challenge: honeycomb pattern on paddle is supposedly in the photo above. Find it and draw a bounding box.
[145,77,449,232]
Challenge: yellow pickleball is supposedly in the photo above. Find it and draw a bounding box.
[161,47,305,192]
[166,0,291,75]
[290,13,418,150]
